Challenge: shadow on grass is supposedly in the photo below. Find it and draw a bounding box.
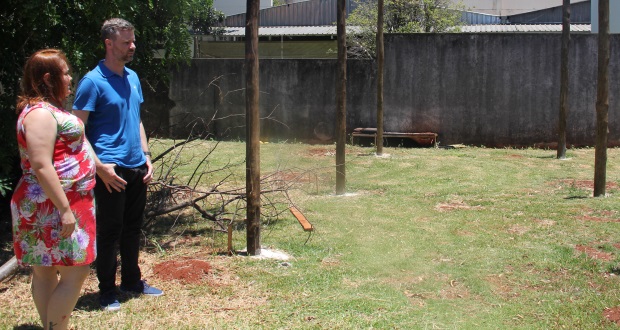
[13,324,43,330]
[564,196,588,200]
[75,289,151,312]
[608,265,620,276]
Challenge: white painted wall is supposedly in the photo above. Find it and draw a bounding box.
[454,0,588,16]
[213,0,273,16]
[591,0,620,33]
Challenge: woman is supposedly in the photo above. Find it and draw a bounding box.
[10,49,96,330]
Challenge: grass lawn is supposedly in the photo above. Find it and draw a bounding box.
[2,140,620,329]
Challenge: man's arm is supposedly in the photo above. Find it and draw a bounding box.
[73,109,127,193]
[139,120,153,184]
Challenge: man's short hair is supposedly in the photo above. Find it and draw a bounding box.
[101,18,134,42]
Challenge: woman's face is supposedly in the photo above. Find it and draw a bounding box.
[60,60,72,100]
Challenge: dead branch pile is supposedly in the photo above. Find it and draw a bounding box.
[144,135,313,234]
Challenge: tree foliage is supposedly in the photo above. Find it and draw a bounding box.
[0,0,221,193]
[348,0,464,58]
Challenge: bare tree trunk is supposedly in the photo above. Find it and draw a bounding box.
[336,0,347,195]
[557,0,570,159]
[376,0,385,156]
[594,0,610,197]
[245,0,261,254]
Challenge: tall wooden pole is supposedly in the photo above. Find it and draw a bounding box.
[557,0,570,159]
[376,0,385,156]
[245,0,261,254]
[335,0,347,195]
[594,0,610,197]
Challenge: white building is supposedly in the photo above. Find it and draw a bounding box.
[213,0,273,16]
[454,0,588,16]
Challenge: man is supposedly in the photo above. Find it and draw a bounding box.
[73,18,163,312]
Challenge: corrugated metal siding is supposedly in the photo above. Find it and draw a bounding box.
[222,26,360,36]
[461,11,502,24]
[508,1,591,24]
[222,0,591,29]
[219,24,590,36]
[226,0,504,27]
[461,24,591,33]
[225,0,359,27]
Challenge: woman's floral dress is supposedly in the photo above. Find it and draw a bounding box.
[11,102,96,266]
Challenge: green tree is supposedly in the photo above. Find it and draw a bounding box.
[0,0,221,195]
[348,0,464,58]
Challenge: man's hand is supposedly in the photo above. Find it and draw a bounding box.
[143,157,153,184]
[97,163,127,193]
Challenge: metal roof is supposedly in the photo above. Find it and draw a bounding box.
[222,26,360,37]
[221,24,591,37]
[224,0,359,27]
[461,24,591,33]
[223,0,505,27]
[508,1,591,24]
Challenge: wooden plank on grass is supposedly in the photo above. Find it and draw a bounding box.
[290,206,314,231]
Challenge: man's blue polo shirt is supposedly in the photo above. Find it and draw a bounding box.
[73,60,146,168]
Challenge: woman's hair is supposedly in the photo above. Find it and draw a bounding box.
[16,49,71,114]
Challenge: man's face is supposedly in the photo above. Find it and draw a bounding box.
[107,29,136,63]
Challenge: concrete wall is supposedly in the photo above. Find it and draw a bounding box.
[145,33,620,147]
[164,59,376,143]
[382,33,619,147]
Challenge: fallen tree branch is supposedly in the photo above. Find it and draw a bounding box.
[0,256,18,282]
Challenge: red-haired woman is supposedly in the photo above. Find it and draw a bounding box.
[11,49,96,330]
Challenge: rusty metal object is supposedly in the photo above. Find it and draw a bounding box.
[352,127,438,147]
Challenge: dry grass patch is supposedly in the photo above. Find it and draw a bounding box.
[507,224,531,236]
[577,208,620,223]
[0,243,271,329]
[486,273,520,299]
[435,200,483,212]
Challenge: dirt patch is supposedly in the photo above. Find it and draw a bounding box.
[574,244,614,261]
[435,201,483,212]
[507,224,530,236]
[305,147,354,157]
[604,307,620,325]
[577,208,620,223]
[154,258,212,284]
[439,279,470,299]
[486,274,518,299]
[533,218,556,228]
[579,215,620,223]
[554,179,619,191]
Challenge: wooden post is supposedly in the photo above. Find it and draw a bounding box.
[376,0,384,156]
[336,0,347,195]
[227,224,233,256]
[245,0,261,254]
[594,0,609,197]
[557,0,570,159]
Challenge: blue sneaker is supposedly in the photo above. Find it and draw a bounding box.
[120,280,164,297]
[100,292,121,312]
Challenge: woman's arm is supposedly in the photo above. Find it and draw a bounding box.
[23,108,75,239]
